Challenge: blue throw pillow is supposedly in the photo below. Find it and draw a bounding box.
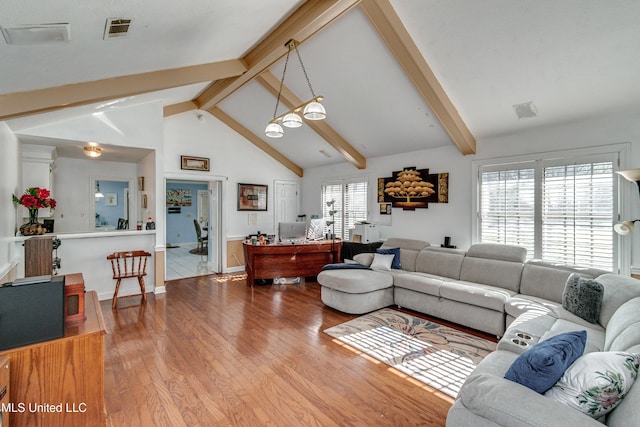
[376,247,401,269]
[504,330,586,393]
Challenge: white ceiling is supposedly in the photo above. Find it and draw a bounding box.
[3,0,640,169]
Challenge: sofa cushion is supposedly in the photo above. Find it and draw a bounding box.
[597,273,640,328]
[605,297,640,352]
[353,252,374,267]
[456,374,604,427]
[541,319,605,354]
[380,238,429,272]
[504,330,586,393]
[414,247,466,279]
[545,352,640,418]
[317,269,393,294]
[466,243,527,263]
[392,272,443,296]
[376,247,401,269]
[440,281,514,312]
[519,260,606,304]
[562,274,604,324]
[459,257,524,292]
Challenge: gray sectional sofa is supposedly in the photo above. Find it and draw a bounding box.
[317,238,640,426]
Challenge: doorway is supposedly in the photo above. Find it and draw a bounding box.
[165,178,223,280]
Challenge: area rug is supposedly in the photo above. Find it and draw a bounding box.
[324,308,496,397]
[189,247,207,255]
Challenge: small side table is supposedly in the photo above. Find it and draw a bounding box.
[64,273,86,322]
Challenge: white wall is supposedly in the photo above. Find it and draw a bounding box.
[163,111,301,240]
[302,111,640,269]
[0,123,20,282]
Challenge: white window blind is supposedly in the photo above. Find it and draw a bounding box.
[479,156,615,271]
[322,179,368,240]
[480,167,535,255]
[542,161,613,271]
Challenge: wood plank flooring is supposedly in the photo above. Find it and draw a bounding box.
[102,274,493,426]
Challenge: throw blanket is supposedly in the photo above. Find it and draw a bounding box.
[321,263,371,271]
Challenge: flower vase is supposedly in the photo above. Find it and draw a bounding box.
[20,208,46,236]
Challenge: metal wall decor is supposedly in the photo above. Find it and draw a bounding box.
[378,166,449,210]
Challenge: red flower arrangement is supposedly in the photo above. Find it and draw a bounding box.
[12,187,57,210]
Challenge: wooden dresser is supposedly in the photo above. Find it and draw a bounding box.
[0,291,107,426]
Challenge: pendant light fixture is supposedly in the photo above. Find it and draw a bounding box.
[265,39,326,138]
[95,181,104,199]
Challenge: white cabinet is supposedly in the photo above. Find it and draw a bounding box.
[20,145,57,219]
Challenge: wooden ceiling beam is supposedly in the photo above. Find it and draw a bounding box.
[197,0,361,111]
[256,71,366,169]
[0,59,247,121]
[360,0,476,155]
[207,107,304,177]
[164,101,199,117]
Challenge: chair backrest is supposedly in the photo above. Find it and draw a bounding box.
[193,219,202,240]
[107,251,151,279]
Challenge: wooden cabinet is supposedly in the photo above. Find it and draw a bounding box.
[0,291,107,426]
[24,236,53,277]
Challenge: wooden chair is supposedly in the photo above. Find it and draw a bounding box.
[193,220,208,253]
[107,250,151,309]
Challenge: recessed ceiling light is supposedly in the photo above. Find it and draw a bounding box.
[1,23,70,45]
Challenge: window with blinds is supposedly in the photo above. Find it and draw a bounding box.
[479,157,615,271]
[322,179,368,240]
[480,167,535,255]
[542,162,613,270]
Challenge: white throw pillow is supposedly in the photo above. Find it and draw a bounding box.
[545,352,640,418]
[369,253,395,271]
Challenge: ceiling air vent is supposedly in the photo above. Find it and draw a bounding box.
[104,18,133,40]
[513,101,538,120]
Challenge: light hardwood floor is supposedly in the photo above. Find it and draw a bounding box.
[102,275,492,426]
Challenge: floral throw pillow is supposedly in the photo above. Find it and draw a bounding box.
[545,352,640,418]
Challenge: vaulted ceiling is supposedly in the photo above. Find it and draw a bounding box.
[3,0,640,176]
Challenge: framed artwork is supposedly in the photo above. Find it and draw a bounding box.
[238,183,268,211]
[105,193,117,206]
[181,155,210,171]
[380,203,392,215]
[378,166,449,211]
[166,189,192,206]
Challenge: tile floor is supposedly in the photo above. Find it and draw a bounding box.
[165,242,213,281]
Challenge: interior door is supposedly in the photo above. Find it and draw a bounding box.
[274,181,299,227]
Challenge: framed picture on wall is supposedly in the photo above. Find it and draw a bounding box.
[237,183,268,211]
[181,155,210,171]
[105,193,117,206]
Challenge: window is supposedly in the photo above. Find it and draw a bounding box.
[322,179,368,240]
[478,154,617,271]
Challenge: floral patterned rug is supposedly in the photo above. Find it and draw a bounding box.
[324,308,496,397]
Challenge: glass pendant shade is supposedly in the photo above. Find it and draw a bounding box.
[303,101,326,120]
[282,112,303,128]
[265,122,284,138]
[614,220,635,235]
